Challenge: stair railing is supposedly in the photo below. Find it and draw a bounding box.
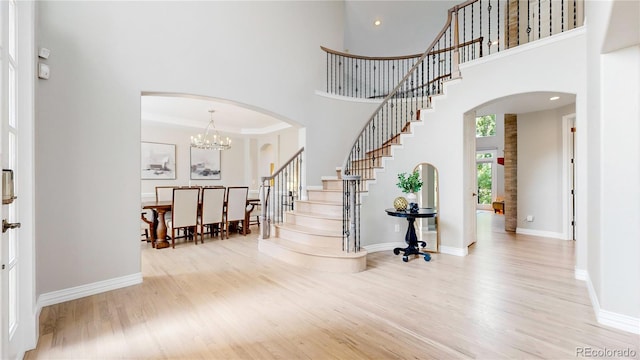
[259,147,304,239]
[323,0,584,100]
[337,0,584,253]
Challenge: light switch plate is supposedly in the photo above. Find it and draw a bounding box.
[38,63,50,79]
[38,47,50,59]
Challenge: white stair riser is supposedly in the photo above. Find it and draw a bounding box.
[286,213,342,232]
[259,239,366,273]
[322,179,343,190]
[275,227,343,250]
[295,201,342,217]
[307,190,342,203]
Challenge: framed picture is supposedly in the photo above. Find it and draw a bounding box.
[190,147,221,180]
[141,142,176,180]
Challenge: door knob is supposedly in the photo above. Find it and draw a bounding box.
[472,192,477,197]
[2,219,21,233]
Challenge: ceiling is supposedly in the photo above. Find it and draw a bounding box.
[141,94,292,135]
[474,92,575,116]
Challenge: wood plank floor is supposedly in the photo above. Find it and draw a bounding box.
[26,212,639,359]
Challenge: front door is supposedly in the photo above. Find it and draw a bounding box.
[1,1,36,358]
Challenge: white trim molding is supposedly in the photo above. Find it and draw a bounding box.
[37,273,143,309]
[439,245,468,257]
[516,227,569,240]
[579,270,640,335]
[364,242,406,253]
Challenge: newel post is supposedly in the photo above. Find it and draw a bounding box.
[259,178,271,240]
[452,6,462,79]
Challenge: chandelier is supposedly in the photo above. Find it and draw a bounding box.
[190,109,232,150]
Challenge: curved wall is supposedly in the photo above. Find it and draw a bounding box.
[359,30,587,258]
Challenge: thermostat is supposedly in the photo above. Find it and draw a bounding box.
[38,63,50,79]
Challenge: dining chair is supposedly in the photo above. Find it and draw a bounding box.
[155,186,177,236]
[166,187,200,248]
[225,186,249,239]
[199,187,226,241]
[155,186,176,202]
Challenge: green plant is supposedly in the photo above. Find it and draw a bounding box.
[396,170,423,193]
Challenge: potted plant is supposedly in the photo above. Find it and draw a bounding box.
[396,170,423,212]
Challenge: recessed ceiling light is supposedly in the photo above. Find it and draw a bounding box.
[550,96,560,101]
[374,19,381,26]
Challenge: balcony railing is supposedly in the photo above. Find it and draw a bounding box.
[259,148,304,239]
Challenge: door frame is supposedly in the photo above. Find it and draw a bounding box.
[1,0,37,358]
[562,113,576,240]
[475,149,497,211]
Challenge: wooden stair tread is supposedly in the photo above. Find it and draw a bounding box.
[276,223,342,238]
[263,237,366,259]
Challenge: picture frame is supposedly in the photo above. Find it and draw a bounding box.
[190,147,221,180]
[141,142,176,180]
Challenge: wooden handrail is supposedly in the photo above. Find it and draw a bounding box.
[320,46,422,61]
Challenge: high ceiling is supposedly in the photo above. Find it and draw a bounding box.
[141,94,292,135]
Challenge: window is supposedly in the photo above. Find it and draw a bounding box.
[476,114,496,137]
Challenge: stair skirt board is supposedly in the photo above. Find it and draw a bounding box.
[258,238,367,273]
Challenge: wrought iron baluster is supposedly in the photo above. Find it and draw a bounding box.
[549,0,553,36]
[527,0,531,42]
[561,0,564,32]
[488,0,491,55]
[538,0,541,39]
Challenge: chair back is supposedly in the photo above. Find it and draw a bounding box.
[226,186,249,222]
[156,186,176,202]
[201,187,226,225]
[171,188,200,228]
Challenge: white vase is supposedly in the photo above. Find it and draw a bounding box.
[405,192,419,212]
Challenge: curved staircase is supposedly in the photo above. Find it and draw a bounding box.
[258,178,367,273]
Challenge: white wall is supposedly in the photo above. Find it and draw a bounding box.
[600,44,640,319]
[35,1,350,296]
[517,105,574,237]
[586,0,640,326]
[360,31,587,259]
[343,1,454,56]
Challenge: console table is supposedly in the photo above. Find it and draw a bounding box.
[385,208,437,262]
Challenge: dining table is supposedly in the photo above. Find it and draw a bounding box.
[142,198,261,249]
[141,200,172,249]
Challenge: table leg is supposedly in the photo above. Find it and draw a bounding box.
[155,208,170,249]
[393,217,431,262]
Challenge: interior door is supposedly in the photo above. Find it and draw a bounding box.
[1,1,36,358]
[463,113,477,248]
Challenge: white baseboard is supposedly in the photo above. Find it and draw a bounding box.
[599,309,640,335]
[574,267,588,281]
[439,245,468,256]
[516,227,567,240]
[580,270,640,334]
[363,242,405,253]
[37,272,143,309]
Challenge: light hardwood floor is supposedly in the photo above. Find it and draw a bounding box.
[26,212,639,359]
